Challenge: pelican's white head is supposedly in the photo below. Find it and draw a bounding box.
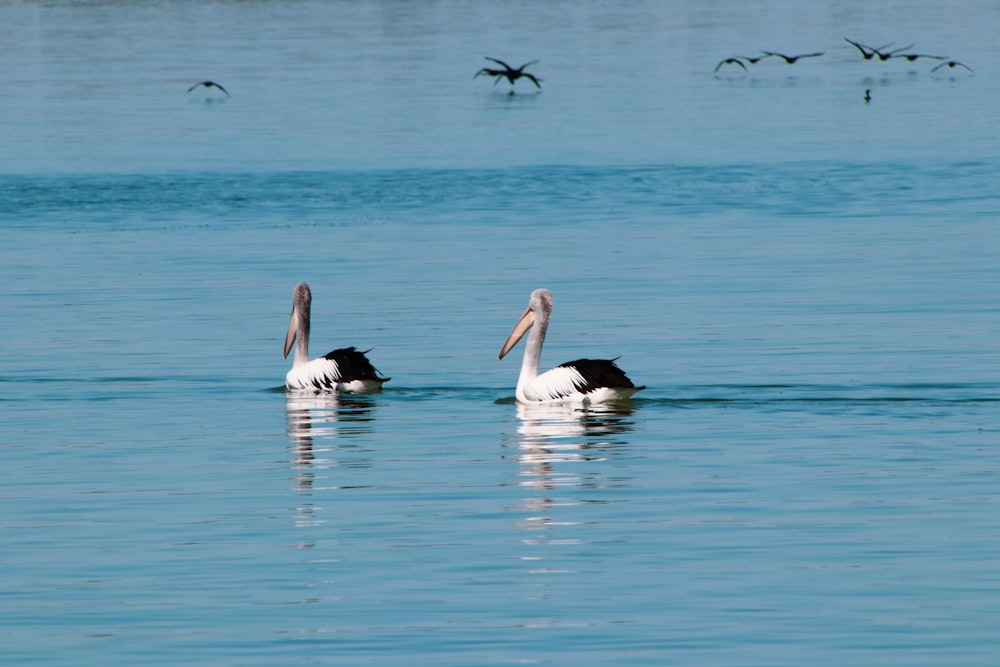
[499,288,552,360]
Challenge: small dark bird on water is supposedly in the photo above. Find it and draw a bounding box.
[714,57,747,73]
[762,50,825,64]
[187,81,230,96]
[474,57,542,88]
[931,59,974,73]
[864,89,872,103]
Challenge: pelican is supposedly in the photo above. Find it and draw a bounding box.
[283,282,390,393]
[498,289,644,404]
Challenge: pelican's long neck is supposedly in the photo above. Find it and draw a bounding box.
[519,306,549,386]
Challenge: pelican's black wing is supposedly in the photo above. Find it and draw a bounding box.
[323,347,390,382]
[557,358,642,394]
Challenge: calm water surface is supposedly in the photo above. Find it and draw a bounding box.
[3,1,1000,665]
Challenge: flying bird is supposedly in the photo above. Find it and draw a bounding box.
[931,59,974,73]
[762,51,825,64]
[893,52,947,62]
[714,57,747,73]
[498,288,643,404]
[877,44,915,61]
[283,283,390,393]
[474,57,542,88]
[843,39,913,61]
[845,38,891,61]
[187,80,230,96]
[736,53,773,64]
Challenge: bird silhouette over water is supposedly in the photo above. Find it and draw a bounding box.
[187,81,230,96]
[877,44,914,61]
[474,58,542,89]
[844,39,914,62]
[864,89,872,103]
[894,52,947,62]
[714,57,747,73]
[737,53,773,64]
[762,51,825,64]
[931,59,974,73]
[845,38,892,61]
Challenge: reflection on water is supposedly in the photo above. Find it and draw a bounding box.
[507,402,637,540]
[285,391,378,528]
[511,401,636,485]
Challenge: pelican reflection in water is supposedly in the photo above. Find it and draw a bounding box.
[509,401,636,516]
[286,392,377,506]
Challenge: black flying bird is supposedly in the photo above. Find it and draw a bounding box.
[474,58,542,88]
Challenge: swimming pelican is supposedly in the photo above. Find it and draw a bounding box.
[283,282,390,393]
[498,289,644,404]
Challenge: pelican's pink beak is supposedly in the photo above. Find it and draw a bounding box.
[499,305,535,360]
[283,303,299,359]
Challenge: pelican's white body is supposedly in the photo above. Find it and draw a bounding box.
[509,359,638,404]
[285,359,386,394]
[283,283,389,394]
[499,289,643,405]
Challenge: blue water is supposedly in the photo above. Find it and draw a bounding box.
[3,1,1000,665]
